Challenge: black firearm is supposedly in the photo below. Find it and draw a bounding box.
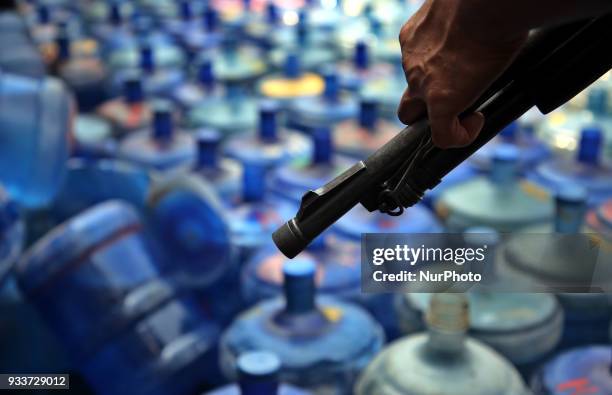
[273,15,612,259]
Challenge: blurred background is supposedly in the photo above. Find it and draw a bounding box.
[0,0,610,394]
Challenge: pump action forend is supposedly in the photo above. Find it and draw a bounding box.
[273,15,612,259]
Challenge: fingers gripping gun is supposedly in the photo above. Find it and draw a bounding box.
[273,15,612,259]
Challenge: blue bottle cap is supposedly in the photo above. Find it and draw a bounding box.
[354,40,370,70]
[577,126,602,165]
[37,4,50,24]
[490,144,518,185]
[179,0,192,21]
[109,2,122,25]
[266,1,279,25]
[322,67,340,102]
[152,100,174,141]
[140,45,155,73]
[586,86,608,115]
[284,52,301,79]
[242,160,267,202]
[122,72,144,104]
[196,55,215,89]
[237,351,281,395]
[196,129,221,169]
[258,100,279,142]
[56,33,71,61]
[500,121,518,140]
[554,185,587,233]
[203,4,218,32]
[283,258,316,314]
[297,10,308,45]
[359,97,379,129]
[312,127,332,164]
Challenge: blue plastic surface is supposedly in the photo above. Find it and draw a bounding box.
[0,186,22,286]
[0,74,72,208]
[72,115,116,158]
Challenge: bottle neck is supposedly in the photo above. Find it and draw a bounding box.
[239,381,279,395]
[359,101,378,130]
[312,128,332,165]
[425,294,469,356]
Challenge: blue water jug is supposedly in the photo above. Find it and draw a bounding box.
[529,127,612,206]
[396,229,563,376]
[178,3,223,58]
[212,36,267,86]
[269,126,352,204]
[287,67,358,132]
[221,259,385,394]
[356,294,529,395]
[96,70,153,136]
[498,187,612,348]
[147,173,239,324]
[334,97,400,159]
[337,40,396,92]
[0,186,22,285]
[206,351,312,395]
[0,72,72,209]
[119,99,196,172]
[224,100,311,168]
[359,64,406,119]
[436,144,554,231]
[171,55,219,112]
[16,201,221,394]
[531,346,612,395]
[0,11,46,78]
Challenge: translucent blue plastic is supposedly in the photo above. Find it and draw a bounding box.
[423,162,478,208]
[52,158,150,222]
[498,188,612,348]
[531,346,612,395]
[192,129,242,201]
[470,121,550,172]
[356,295,528,395]
[147,173,238,324]
[212,43,266,85]
[337,40,396,92]
[0,186,22,285]
[437,145,554,231]
[72,115,116,159]
[17,204,221,394]
[170,55,219,111]
[0,73,72,208]
[529,127,612,206]
[224,101,311,168]
[0,12,46,78]
[287,68,358,131]
[119,100,196,172]
[221,261,384,394]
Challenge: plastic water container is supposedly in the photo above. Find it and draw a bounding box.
[191,129,242,201]
[0,11,46,78]
[360,68,406,119]
[498,187,612,348]
[147,173,239,324]
[178,3,223,57]
[226,159,295,263]
[531,346,612,395]
[111,44,185,98]
[287,67,358,132]
[171,55,219,111]
[220,260,385,394]
[269,126,352,203]
[52,158,151,222]
[206,351,312,395]
[96,71,153,136]
[109,38,185,73]
[119,100,196,172]
[269,42,335,74]
[437,144,554,231]
[529,127,612,206]
[186,81,259,137]
[356,294,529,395]
[0,185,22,285]
[16,201,221,394]
[334,98,399,159]
[0,72,72,209]
[224,100,311,168]
[470,121,550,172]
[395,229,563,375]
[337,40,395,92]
[72,114,116,158]
[212,38,267,86]
[257,53,324,104]
[53,31,109,112]
[422,162,478,208]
